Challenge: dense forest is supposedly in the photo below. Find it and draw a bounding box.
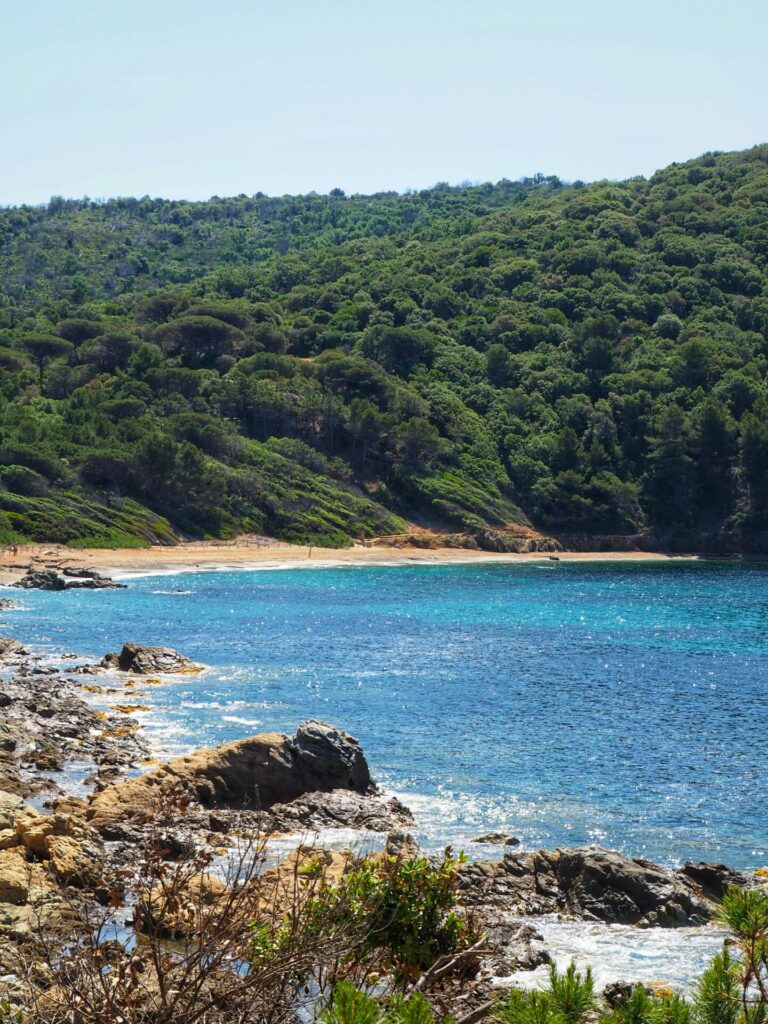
[0,145,767,548]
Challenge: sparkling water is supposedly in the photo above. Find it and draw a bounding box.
[5,560,767,870]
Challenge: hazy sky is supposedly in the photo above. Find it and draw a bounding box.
[2,0,766,204]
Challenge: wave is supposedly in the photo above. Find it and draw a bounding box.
[221,715,263,726]
[504,916,727,994]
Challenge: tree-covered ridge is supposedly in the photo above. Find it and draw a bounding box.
[0,146,767,547]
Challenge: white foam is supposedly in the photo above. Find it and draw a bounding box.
[499,916,727,994]
[222,715,263,726]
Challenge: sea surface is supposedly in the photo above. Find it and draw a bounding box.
[4,560,767,873]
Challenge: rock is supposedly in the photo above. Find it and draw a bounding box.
[100,643,202,675]
[13,567,124,591]
[473,832,520,846]
[59,568,125,590]
[51,796,88,817]
[555,846,710,925]
[681,862,752,900]
[0,802,98,942]
[46,834,102,887]
[33,747,64,772]
[383,830,420,859]
[0,639,26,660]
[0,672,152,795]
[61,567,106,580]
[86,721,374,837]
[15,812,50,857]
[0,693,13,709]
[602,981,638,1007]
[477,919,551,980]
[0,761,24,798]
[0,639,26,662]
[0,793,32,831]
[14,570,67,591]
[460,845,711,927]
[0,850,29,904]
[14,812,104,888]
[0,831,19,851]
[269,789,412,834]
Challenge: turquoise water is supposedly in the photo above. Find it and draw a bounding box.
[4,561,767,869]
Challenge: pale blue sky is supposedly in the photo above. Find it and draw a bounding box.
[1,0,765,204]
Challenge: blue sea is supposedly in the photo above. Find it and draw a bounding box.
[4,560,767,871]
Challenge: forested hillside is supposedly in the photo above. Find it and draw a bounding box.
[0,146,767,548]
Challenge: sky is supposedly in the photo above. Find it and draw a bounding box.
[1,0,766,205]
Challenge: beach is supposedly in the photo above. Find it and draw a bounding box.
[0,538,700,583]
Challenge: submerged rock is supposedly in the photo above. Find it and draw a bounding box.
[99,642,202,675]
[459,844,711,927]
[473,832,520,846]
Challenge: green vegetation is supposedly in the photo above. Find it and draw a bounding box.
[320,983,441,1024]
[2,146,768,546]
[253,849,474,986]
[325,883,768,1024]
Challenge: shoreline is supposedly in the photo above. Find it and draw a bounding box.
[0,539,741,584]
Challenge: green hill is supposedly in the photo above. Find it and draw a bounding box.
[0,146,767,548]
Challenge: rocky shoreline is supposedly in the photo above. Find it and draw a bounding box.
[0,628,763,1014]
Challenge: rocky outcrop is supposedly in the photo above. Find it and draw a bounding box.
[267,789,413,833]
[0,793,105,942]
[99,643,202,674]
[554,846,710,925]
[681,861,752,900]
[13,811,105,888]
[0,669,151,797]
[459,845,711,926]
[14,568,124,591]
[14,570,67,591]
[86,721,376,837]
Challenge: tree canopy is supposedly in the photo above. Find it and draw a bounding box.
[0,146,767,547]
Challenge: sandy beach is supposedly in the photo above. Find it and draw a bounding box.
[0,537,704,583]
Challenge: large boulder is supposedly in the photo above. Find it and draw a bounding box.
[100,643,202,675]
[460,844,711,927]
[86,721,373,837]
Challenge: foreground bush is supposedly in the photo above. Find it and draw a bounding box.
[7,792,474,1023]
